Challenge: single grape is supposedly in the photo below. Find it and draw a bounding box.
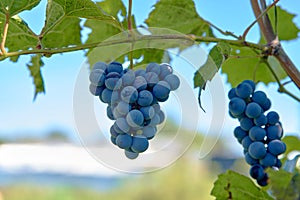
[133,76,147,91]
[101,88,113,104]
[110,125,119,137]
[159,63,173,79]
[121,86,138,103]
[261,98,271,111]
[164,74,180,91]
[245,102,262,118]
[248,142,267,159]
[267,140,286,156]
[250,164,265,180]
[126,109,145,127]
[107,61,123,74]
[122,69,135,86]
[140,106,155,120]
[249,126,266,141]
[134,69,146,77]
[233,126,247,143]
[254,114,267,126]
[112,107,124,119]
[116,101,131,115]
[111,136,117,145]
[142,126,157,140]
[148,114,161,126]
[266,125,283,140]
[157,110,165,124]
[153,81,171,100]
[105,72,121,90]
[89,69,106,86]
[267,111,280,125]
[235,82,253,98]
[245,152,259,165]
[242,80,256,91]
[131,135,149,153]
[138,90,154,107]
[116,117,130,133]
[240,117,254,131]
[242,136,253,151]
[116,134,132,149]
[106,105,115,120]
[228,97,246,116]
[125,149,139,159]
[145,72,159,87]
[146,62,161,75]
[89,84,105,96]
[112,122,124,134]
[259,153,277,167]
[256,173,269,186]
[92,62,107,72]
[228,88,237,100]
[111,91,121,105]
[252,91,267,106]
[275,159,282,168]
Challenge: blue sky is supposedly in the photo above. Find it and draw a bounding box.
[0,0,299,145]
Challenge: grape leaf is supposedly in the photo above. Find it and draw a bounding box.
[26,54,45,99]
[222,46,287,87]
[211,170,273,200]
[145,0,213,37]
[0,0,41,16]
[0,14,38,61]
[267,169,300,200]
[194,42,230,89]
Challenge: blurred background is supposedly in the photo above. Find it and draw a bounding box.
[0,0,300,199]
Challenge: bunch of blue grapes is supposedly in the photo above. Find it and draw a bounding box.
[228,80,286,186]
[89,61,180,159]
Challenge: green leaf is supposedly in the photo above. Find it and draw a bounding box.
[268,169,300,200]
[282,136,300,157]
[0,0,41,16]
[211,170,273,200]
[145,0,213,36]
[27,54,45,99]
[0,14,38,61]
[222,46,287,87]
[194,42,230,89]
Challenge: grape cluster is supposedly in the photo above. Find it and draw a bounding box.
[228,80,286,186]
[89,61,180,159]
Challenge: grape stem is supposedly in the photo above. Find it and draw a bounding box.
[250,0,300,90]
[0,13,9,56]
[128,0,134,69]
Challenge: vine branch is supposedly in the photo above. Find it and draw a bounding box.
[0,13,9,56]
[128,0,134,69]
[251,0,300,90]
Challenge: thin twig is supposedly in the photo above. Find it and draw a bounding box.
[202,19,240,39]
[128,0,134,69]
[243,0,279,40]
[0,13,9,55]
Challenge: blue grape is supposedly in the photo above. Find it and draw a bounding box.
[101,88,113,104]
[266,125,283,140]
[140,106,155,120]
[122,70,135,86]
[259,153,277,167]
[121,86,138,103]
[267,111,280,125]
[152,103,161,113]
[249,126,266,141]
[107,61,123,74]
[126,109,145,127]
[228,88,237,100]
[250,164,265,180]
[138,90,153,107]
[275,159,282,168]
[261,98,271,111]
[164,74,180,91]
[235,82,253,98]
[125,149,139,159]
[106,106,115,120]
[142,126,157,140]
[248,142,266,159]
[89,84,105,96]
[146,62,161,75]
[159,63,173,79]
[145,72,159,87]
[245,152,259,165]
[105,72,121,90]
[242,136,253,150]
[153,81,171,100]
[116,134,132,149]
[257,173,269,186]
[242,80,256,91]
[245,102,262,118]
[116,117,130,133]
[233,126,247,142]
[116,101,131,115]
[254,114,267,126]
[89,69,106,86]
[111,136,117,145]
[131,135,149,153]
[240,117,254,131]
[92,62,107,72]
[133,76,148,91]
[134,69,146,77]
[113,107,124,118]
[228,97,246,116]
[110,125,119,137]
[157,110,165,124]
[149,114,160,126]
[252,91,267,106]
[111,91,120,105]
[112,122,124,134]
[267,140,286,156]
